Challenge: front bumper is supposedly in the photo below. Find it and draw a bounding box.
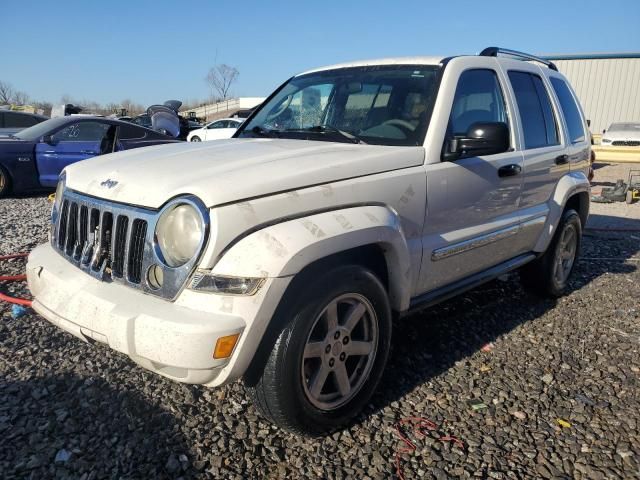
[27,243,289,386]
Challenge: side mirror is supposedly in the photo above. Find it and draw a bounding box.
[42,134,55,145]
[443,122,509,161]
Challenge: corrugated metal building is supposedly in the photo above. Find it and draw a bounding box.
[542,53,640,134]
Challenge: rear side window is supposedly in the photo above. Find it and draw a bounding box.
[550,77,586,143]
[508,71,559,149]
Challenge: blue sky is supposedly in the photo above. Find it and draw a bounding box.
[2,0,639,106]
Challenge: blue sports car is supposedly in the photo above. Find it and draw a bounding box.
[0,116,181,196]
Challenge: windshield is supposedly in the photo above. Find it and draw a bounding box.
[238,65,440,146]
[13,117,71,141]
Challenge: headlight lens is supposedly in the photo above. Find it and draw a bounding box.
[155,203,204,267]
[54,173,65,211]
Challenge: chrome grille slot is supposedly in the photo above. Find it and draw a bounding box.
[57,200,69,249]
[51,189,208,300]
[112,215,129,278]
[65,202,78,257]
[128,219,147,284]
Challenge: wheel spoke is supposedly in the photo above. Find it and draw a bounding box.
[347,340,373,356]
[309,363,330,398]
[343,302,366,332]
[325,300,338,331]
[334,363,351,397]
[304,341,325,359]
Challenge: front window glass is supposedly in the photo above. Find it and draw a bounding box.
[448,69,508,135]
[239,65,440,146]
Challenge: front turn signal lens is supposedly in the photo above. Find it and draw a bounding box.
[213,333,240,359]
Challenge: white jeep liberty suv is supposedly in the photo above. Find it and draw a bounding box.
[27,47,591,435]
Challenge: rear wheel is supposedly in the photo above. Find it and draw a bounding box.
[520,208,582,297]
[245,265,391,436]
[190,136,201,142]
[0,165,11,197]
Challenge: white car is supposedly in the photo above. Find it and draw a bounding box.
[187,118,244,142]
[600,122,640,147]
[28,47,591,435]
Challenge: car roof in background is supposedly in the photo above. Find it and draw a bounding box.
[1,110,48,120]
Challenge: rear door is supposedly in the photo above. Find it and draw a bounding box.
[35,121,110,187]
[547,74,591,177]
[499,61,569,249]
[418,61,525,293]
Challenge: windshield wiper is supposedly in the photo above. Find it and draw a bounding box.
[286,125,367,145]
[249,125,278,138]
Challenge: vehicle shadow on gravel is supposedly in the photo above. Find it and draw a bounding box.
[363,230,639,422]
[0,373,192,479]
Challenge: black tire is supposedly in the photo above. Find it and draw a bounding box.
[245,265,392,436]
[0,165,11,198]
[190,136,201,142]
[520,208,582,297]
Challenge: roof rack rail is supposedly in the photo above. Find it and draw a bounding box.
[479,47,558,71]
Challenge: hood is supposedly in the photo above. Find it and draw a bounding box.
[65,138,425,208]
[604,129,640,142]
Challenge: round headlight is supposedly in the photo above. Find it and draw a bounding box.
[155,203,204,267]
[54,173,65,211]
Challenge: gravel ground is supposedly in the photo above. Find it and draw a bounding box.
[1,195,639,480]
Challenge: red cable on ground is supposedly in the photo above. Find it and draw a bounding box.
[394,416,465,480]
[0,252,32,307]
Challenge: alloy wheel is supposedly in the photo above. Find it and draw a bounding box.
[553,223,577,285]
[301,293,378,410]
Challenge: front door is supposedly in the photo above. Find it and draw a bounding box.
[418,66,525,293]
[35,121,111,187]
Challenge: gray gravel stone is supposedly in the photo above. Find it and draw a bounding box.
[1,195,639,478]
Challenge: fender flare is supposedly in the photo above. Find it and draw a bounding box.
[534,171,590,252]
[212,205,413,311]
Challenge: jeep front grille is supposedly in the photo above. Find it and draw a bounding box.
[55,197,148,284]
[52,189,209,300]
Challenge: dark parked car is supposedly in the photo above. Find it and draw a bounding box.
[0,110,48,137]
[0,116,180,196]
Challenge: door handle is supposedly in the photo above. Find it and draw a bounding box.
[555,154,569,165]
[81,150,97,155]
[498,164,522,177]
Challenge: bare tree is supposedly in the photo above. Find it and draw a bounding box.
[205,64,239,100]
[13,90,30,105]
[0,81,15,104]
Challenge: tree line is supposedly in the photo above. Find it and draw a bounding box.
[1,62,240,117]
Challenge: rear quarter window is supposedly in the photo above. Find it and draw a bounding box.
[507,71,559,149]
[549,77,586,143]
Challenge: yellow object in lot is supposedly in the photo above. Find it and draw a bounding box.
[48,193,56,203]
[592,146,640,164]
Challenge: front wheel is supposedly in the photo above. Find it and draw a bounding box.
[245,265,392,436]
[520,208,582,297]
[190,136,201,142]
[0,165,11,197]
